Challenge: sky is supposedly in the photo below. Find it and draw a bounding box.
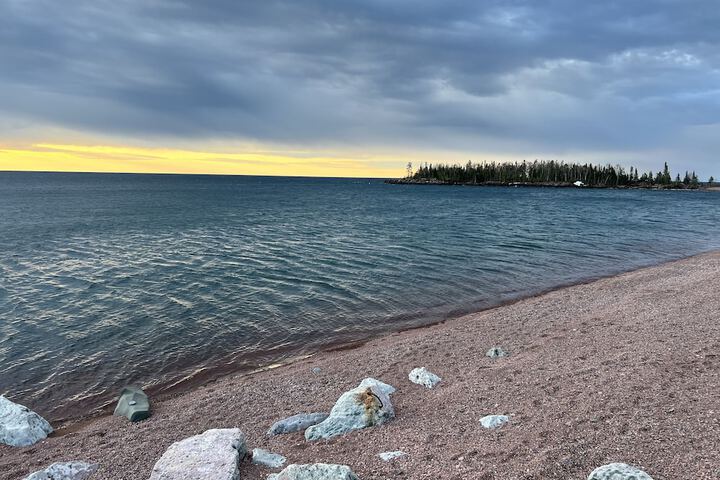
[1,0,719,178]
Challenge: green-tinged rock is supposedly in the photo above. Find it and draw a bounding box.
[268,464,359,480]
[113,386,151,422]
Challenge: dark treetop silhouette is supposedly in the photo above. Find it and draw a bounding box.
[389,160,705,189]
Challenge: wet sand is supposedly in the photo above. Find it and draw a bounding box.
[2,252,719,479]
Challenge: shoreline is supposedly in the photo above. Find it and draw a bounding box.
[385,178,717,191]
[2,250,719,478]
[43,247,720,431]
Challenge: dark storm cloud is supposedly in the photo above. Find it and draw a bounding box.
[1,0,719,173]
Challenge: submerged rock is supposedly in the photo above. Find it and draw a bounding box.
[252,448,286,469]
[150,428,246,480]
[267,463,359,480]
[408,367,441,388]
[479,414,510,429]
[113,386,151,422]
[268,413,329,436]
[0,395,53,447]
[486,347,509,359]
[588,463,654,480]
[378,451,407,462]
[24,462,98,480]
[305,378,395,441]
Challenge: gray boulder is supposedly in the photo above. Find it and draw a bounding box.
[305,378,395,441]
[486,347,509,359]
[408,367,441,388]
[252,448,286,469]
[24,462,98,480]
[267,464,359,480]
[0,395,53,447]
[479,414,510,429]
[588,463,654,480]
[149,428,246,480]
[113,386,151,422]
[267,413,329,436]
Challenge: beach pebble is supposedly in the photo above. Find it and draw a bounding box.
[267,413,329,436]
[378,451,407,462]
[267,463,359,480]
[408,367,441,388]
[0,395,53,447]
[252,448,286,469]
[311,367,322,374]
[479,414,510,429]
[305,378,395,441]
[149,428,246,480]
[588,463,654,480]
[486,347,509,359]
[24,462,98,480]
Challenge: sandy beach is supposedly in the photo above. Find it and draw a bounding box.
[2,252,719,479]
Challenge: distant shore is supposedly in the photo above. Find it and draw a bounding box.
[2,251,718,479]
[386,178,717,190]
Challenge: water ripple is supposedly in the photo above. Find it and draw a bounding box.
[1,173,719,420]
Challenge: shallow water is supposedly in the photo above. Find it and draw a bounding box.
[1,172,719,420]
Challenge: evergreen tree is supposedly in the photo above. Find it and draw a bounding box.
[404,160,703,189]
[662,162,671,184]
[691,172,699,187]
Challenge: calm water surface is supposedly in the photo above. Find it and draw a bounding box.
[1,172,719,420]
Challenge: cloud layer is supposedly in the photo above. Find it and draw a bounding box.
[1,0,719,176]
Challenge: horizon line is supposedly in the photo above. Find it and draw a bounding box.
[0,169,394,180]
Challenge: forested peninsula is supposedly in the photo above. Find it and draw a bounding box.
[387,160,714,189]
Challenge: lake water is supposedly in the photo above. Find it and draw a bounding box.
[1,172,719,421]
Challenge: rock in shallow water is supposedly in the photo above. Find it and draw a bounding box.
[24,462,98,480]
[479,414,510,429]
[268,413,329,436]
[252,448,286,469]
[588,463,654,480]
[267,464,359,480]
[0,395,53,447]
[408,367,441,388]
[305,378,395,441]
[149,428,246,480]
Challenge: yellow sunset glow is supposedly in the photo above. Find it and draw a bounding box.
[0,143,406,178]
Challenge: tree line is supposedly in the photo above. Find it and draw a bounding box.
[406,160,711,188]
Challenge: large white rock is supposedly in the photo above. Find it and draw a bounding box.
[252,448,286,469]
[588,463,654,480]
[149,428,246,480]
[479,414,510,429]
[24,462,98,480]
[267,464,359,480]
[408,367,441,388]
[267,413,329,436]
[0,395,53,447]
[305,378,395,441]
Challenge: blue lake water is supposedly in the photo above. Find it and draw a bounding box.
[1,171,719,421]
